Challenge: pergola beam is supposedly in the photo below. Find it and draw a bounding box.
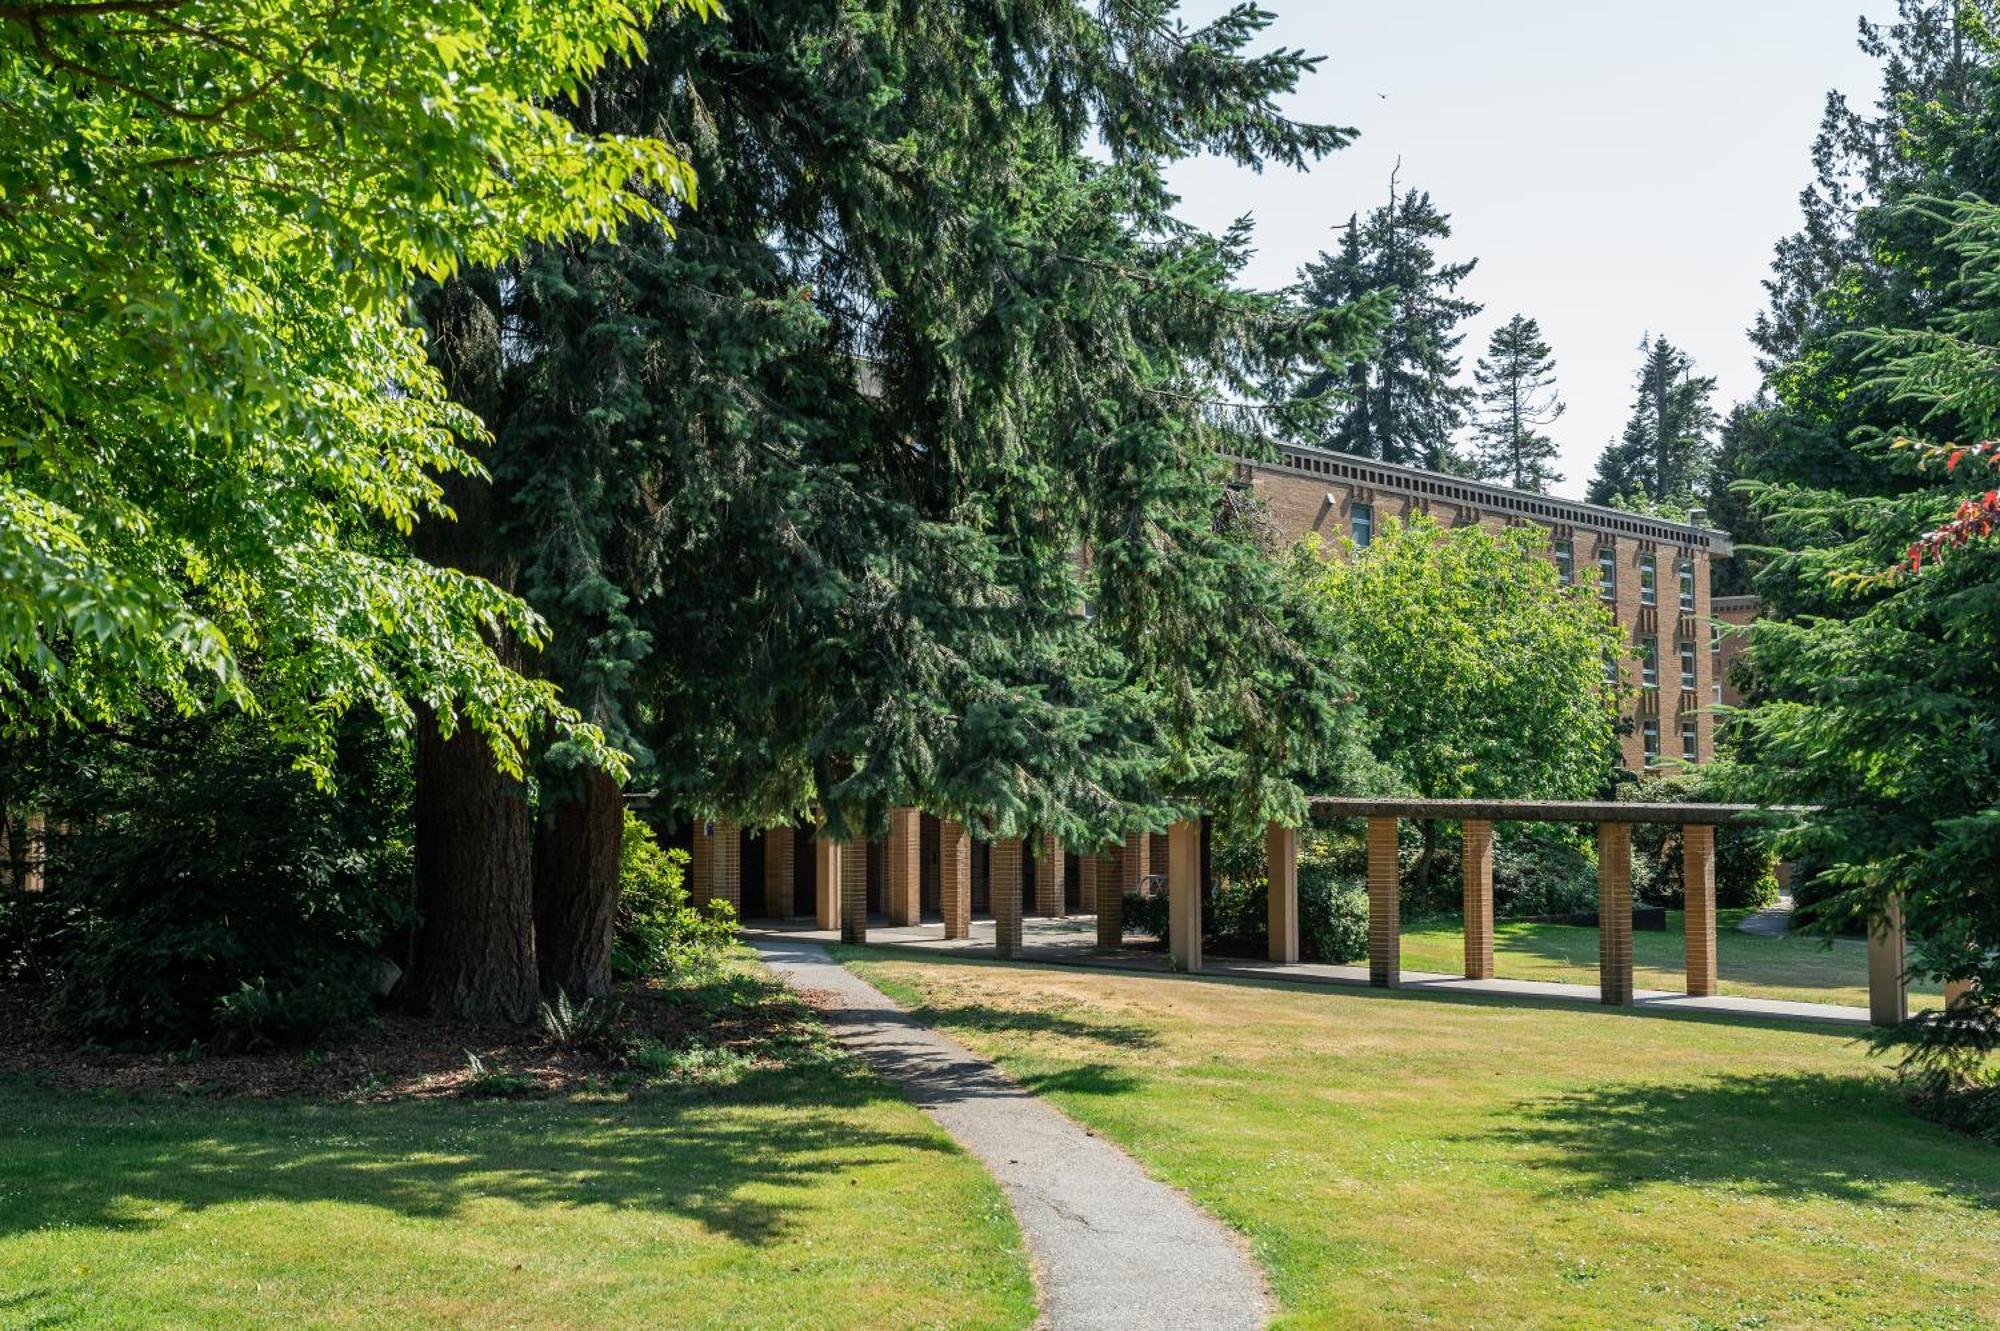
[1309,796,1800,827]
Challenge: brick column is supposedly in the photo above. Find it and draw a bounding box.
[1167,819,1203,973]
[1682,823,1718,997]
[1075,853,1098,916]
[886,807,921,926]
[1461,818,1494,980]
[939,819,972,940]
[690,819,714,909]
[1149,833,1169,884]
[1868,896,1908,1027]
[763,827,796,920]
[1035,832,1065,916]
[1367,816,1399,988]
[840,837,869,945]
[1597,823,1634,1006]
[712,819,741,912]
[1095,850,1119,929]
[991,836,1024,958]
[1946,979,1977,1009]
[813,826,840,930]
[1266,822,1299,964]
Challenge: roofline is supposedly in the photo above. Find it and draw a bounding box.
[1242,442,1735,556]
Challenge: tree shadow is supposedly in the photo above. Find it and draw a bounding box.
[1473,1071,2000,1212]
[898,1000,1162,1052]
[0,1060,952,1245]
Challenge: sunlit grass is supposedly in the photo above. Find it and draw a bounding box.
[848,948,1999,1331]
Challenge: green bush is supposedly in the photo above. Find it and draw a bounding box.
[1625,774,1780,910]
[1121,890,1169,940]
[1494,824,1599,918]
[614,813,736,984]
[17,712,411,1048]
[1299,860,1369,963]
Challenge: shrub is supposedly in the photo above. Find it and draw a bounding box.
[1494,824,1599,918]
[1299,861,1369,964]
[614,813,737,984]
[1121,890,1169,940]
[538,989,624,1051]
[1624,774,1780,910]
[15,711,411,1048]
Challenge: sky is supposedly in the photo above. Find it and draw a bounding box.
[1161,1,1893,500]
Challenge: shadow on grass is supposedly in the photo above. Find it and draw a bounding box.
[0,1058,947,1245]
[1479,1071,2000,1211]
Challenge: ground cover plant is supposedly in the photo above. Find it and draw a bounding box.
[846,951,2000,1330]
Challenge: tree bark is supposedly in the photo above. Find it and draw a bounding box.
[1411,817,1439,897]
[411,708,538,1021]
[407,276,539,1021]
[533,766,625,1000]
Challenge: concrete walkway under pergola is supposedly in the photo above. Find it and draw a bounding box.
[694,796,1921,1030]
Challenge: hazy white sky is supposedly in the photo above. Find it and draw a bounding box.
[1162,1,1890,499]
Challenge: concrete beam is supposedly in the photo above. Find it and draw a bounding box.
[1266,823,1299,965]
[1868,897,1908,1027]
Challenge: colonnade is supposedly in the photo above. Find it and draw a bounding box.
[687,797,1916,1027]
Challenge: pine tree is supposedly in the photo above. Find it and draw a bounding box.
[417,0,1380,1006]
[1586,336,1719,508]
[1752,1,1998,372]
[1299,180,1479,471]
[1468,315,1564,492]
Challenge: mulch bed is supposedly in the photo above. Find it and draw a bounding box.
[0,978,804,1102]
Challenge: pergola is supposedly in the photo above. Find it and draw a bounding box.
[690,797,1917,1028]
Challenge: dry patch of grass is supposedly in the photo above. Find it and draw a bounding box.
[847,949,2000,1331]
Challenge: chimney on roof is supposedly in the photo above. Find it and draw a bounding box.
[1689,508,1708,527]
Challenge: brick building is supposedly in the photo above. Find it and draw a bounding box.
[1710,594,1759,709]
[1235,441,1735,773]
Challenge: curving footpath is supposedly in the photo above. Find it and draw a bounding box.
[752,937,1268,1331]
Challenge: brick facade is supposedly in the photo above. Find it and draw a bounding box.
[1240,444,1734,773]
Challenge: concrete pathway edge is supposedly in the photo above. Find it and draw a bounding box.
[752,936,1269,1331]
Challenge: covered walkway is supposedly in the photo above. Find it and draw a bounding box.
[692,796,1922,1031]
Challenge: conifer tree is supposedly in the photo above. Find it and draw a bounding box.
[1586,336,1719,508]
[1753,1,1998,372]
[1468,315,1564,492]
[1299,180,1479,470]
[419,0,1380,1006]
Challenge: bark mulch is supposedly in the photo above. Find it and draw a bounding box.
[0,975,811,1102]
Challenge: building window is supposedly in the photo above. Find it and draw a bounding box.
[1554,538,1574,585]
[1603,651,1619,687]
[1678,558,1696,612]
[1711,623,1722,654]
[1350,502,1374,548]
[1682,719,1699,762]
[1599,542,1616,601]
[1640,636,1658,689]
[1643,719,1661,765]
[1679,640,1697,691]
[1639,551,1657,607]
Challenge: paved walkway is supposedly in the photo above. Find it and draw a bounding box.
[1738,890,1796,938]
[752,936,1268,1331]
[746,916,1877,1028]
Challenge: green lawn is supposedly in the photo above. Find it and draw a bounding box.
[847,948,2000,1331]
[0,975,1035,1330]
[1397,910,1946,1010]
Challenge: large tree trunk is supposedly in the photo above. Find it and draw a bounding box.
[533,766,625,1000]
[412,709,538,1021]
[407,276,539,1021]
